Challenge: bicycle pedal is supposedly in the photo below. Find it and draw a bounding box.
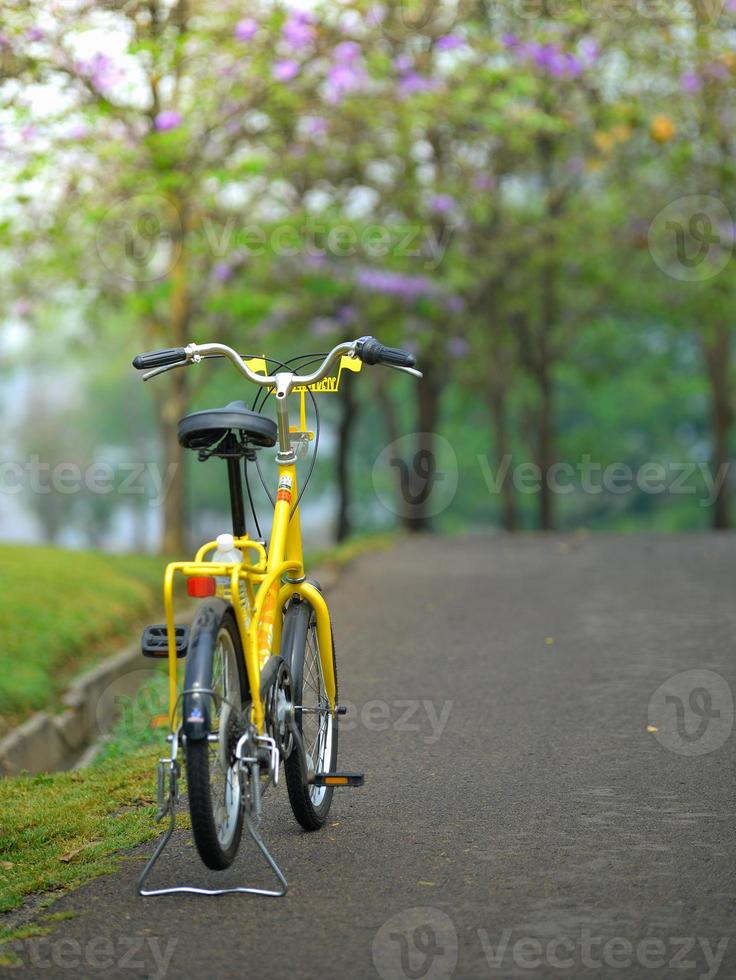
[141,624,189,659]
[309,771,364,787]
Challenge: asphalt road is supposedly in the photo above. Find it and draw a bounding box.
[7,534,736,980]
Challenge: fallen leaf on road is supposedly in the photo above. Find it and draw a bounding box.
[418,880,435,887]
[646,725,658,733]
[545,637,554,646]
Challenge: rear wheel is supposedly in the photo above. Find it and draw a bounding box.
[284,606,338,830]
[185,611,247,869]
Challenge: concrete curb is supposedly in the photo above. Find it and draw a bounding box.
[0,611,195,778]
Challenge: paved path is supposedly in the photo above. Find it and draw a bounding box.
[7,534,736,979]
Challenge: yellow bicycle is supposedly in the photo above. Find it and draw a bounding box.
[131,337,421,897]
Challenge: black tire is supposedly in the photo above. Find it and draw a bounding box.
[185,610,248,870]
[283,601,338,831]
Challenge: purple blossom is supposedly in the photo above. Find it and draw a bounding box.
[25,27,44,42]
[154,110,182,131]
[77,53,123,94]
[282,13,315,51]
[511,39,583,78]
[235,18,258,42]
[728,0,736,10]
[304,115,328,136]
[337,304,357,325]
[21,125,37,142]
[333,40,361,63]
[325,62,367,103]
[213,262,233,283]
[397,71,439,97]
[68,123,90,140]
[310,317,337,337]
[356,267,439,300]
[703,60,728,80]
[578,37,600,66]
[436,34,463,52]
[448,336,469,357]
[274,59,300,82]
[366,4,384,26]
[501,33,519,48]
[680,70,702,93]
[393,53,413,73]
[473,173,495,192]
[446,296,465,315]
[431,193,456,214]
[0,33,10,49]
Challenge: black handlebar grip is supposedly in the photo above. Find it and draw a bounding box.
[357,336,416,369]
[132,348,188,370]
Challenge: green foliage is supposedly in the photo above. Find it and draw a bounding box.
[0,546,164,720]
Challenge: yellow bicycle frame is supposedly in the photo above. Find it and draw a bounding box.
[161,357,360,734]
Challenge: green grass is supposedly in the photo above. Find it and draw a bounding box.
[0,545,165,722]
[0,749,162,914]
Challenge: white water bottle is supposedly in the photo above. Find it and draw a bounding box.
[211,533,243,590]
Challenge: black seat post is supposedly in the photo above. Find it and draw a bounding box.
[223,433,247,538]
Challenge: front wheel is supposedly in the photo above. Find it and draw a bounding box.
[184,609,247,870]
[283,601,338,830]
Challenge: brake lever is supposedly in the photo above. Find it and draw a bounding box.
[142,360,189,382]
[386,363,423,380]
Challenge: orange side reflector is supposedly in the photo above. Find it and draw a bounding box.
[325,776,349,786]
[187,576,216,598]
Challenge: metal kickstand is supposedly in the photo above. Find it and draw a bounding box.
[138,733,288,898]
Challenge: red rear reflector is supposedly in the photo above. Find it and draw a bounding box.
[187,576,216,597]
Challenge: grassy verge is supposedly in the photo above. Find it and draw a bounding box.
[0,532,400,918]
[0,545,166,727]
[0,749,160,916]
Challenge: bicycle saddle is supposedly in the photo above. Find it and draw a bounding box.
[178,400,277,451]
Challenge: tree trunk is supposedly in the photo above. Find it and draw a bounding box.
[402,361,441,534]
[537,367,555,531]
[489,386,518,531]
[335,380,357,542]
[160,208,189,555]
[702,323,733,529]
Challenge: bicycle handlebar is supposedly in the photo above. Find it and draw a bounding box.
[132,347,188,370]
[132,337,421,386]
[355,336,416,369]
